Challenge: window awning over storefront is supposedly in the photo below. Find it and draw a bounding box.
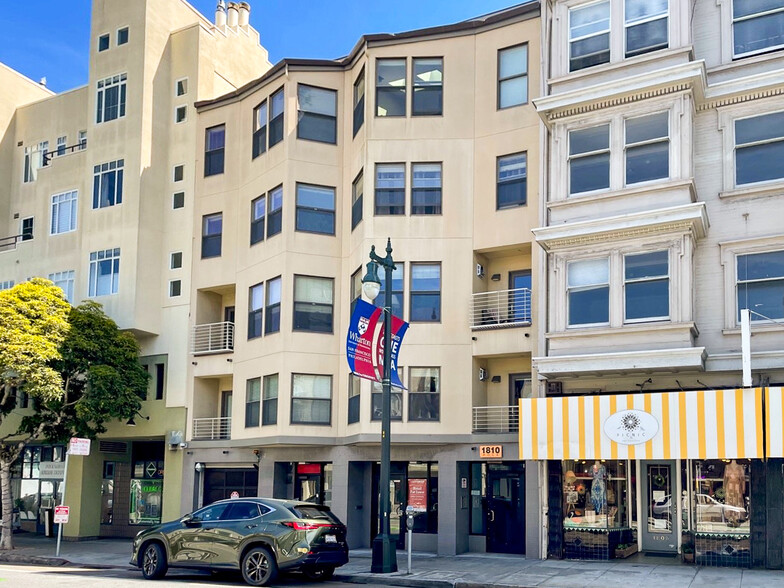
[517,388,781,461]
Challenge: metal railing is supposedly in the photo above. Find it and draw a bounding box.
[470,287,531,330]
[193,417,231,440]
[42,141,87,165]
[0,235,21,253]
[472,405,519,433]
[191,321,234,354]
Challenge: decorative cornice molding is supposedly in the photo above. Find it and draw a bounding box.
[548,83,692,121]
[542,221,696,249]
[698,85,784,111]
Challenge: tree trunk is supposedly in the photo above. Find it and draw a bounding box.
[0,454,15,550]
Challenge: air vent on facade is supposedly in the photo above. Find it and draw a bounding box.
[546,381,563,395]
[99,441,128,454]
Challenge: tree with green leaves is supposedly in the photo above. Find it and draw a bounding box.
[0,281,148,550]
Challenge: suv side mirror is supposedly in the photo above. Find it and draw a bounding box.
[181,514,201,527]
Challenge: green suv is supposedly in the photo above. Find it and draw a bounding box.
[130,498,349,586]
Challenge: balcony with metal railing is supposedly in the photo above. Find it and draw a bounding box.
[0,235,22,254]
[191,321,234,355]
[42,140,87,166]
[472,405,519,434]
[470,288,531,330]
[192,416,231,440]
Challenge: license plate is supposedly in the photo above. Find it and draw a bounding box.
[324,534,337,543]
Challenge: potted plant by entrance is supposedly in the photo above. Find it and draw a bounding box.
[682,542,695,563]
[614,542,638,559]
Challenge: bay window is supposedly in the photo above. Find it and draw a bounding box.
[297,85,337,144]
[733,0,784,57]
[412,58,443,116]
[625,0,668,57]
[569,1,610,72]
[625,112,669,185]
[737,250,784,321]
[734,111,784,185]
[567,258,609,326]
[376,59,406,117]
[569,124,610,195]
[624,251,670,322]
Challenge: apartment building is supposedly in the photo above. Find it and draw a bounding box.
[0,0,270,539]
[186,3,544,556]
[532,0,784,568]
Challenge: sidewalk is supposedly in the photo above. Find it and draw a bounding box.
[1,533,783,587]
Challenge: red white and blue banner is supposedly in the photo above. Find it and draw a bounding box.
[346,299,408,389]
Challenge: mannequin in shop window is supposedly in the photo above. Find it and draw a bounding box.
[591,461,607,513]
[723,459,746,526]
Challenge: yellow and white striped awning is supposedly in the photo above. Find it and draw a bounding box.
[765,387,784,458]
[518,388,764,461]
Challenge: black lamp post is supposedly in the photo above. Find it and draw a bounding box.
[362,238,398,573]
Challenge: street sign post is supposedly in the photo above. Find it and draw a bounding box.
[57,438,91,557]
[68,438,91,456]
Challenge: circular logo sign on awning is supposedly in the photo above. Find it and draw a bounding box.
[604,409,659,445]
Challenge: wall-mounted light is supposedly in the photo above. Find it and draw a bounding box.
[491,375,502,383]
[491,274,501,281]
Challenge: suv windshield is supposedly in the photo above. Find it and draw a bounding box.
[290,504,341,523]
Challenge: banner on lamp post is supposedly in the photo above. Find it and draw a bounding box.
[346,299,408,389]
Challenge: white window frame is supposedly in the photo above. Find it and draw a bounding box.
[568,0,611,73]
[96,73,127,123]
[623,111,670,187]
[169,279,182,298]
[92,159,124,209]
[50,190,78,235]
[175,105,187,124]
[730,108,784,189]
[624,0,669,58]
[170,251,183,270]
[22,141,47,183]
[56,136,67,156]
[48,270,75,302]
[173,164,185,182]
[175,77,188,97]
[566,257,610,328]
[88,248,121,297]
[731,0,784,59]
[116,26,129,46]
[78,130,87,150]
[623,250,671,323]
[20,217,34,242]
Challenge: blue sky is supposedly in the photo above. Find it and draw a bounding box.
[0,1,522,93]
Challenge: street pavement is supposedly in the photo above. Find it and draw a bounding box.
[2,534,784,587]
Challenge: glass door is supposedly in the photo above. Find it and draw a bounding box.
[508,271,531,323]
[640,460,678,553]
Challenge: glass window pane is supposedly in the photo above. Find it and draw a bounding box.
[570,152,610,193]
[626,113,669,145]
[734,0,784,19]
[412,264,440,290]
[271,90,284,117]
[297,184,335,210]
[377,59,406,87]
[625,251,668,279]
[267,277,282,304]
[625,0,668,23]
[298,86,336,116]
[738,251,784,281]
[413,59,442,85]
[738,280,784,320]
[295,276,333,304]
[263,375,279,399]
[376,164,405,188]
[569,286,610,325]
[293,375,332,399]
[570,125,610,155]
[412,164,441,188]
[626,17,669,55]
[499,77,528,108]
[568,258,609,287]
[498,153,526,182]
[247,378,261,402]
[499,45,527,78]
[626,142,669,184]
[736,112,784,144]
[250,283,264,311]
[570,1,611,39]
[626,279,669,319]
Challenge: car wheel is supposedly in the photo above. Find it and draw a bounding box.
[141,542,168,580]
[303,565,335,581]
[241,546,278,586]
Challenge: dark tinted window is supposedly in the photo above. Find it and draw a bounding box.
[195,503,229,521]
[290,504,341,523]
[224,502,260,520]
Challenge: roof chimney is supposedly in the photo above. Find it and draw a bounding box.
[227,2,239,28]
[238,2,250,28]
[215,0,226,27]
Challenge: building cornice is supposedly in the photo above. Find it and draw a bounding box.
[533,203,709,251]
[534,347,707,377]
[699,67,784,111]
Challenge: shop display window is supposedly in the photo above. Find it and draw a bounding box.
[562,460,629,530]
[692,459,750,535]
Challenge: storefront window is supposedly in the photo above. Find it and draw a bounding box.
[101,462,115,525]
[469,462,486,535]
[129,478,163,525]
[407,462,438,534]
[692,459,750,534]
[562,460,628,530]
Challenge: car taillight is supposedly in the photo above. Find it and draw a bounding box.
[282,521,333,530]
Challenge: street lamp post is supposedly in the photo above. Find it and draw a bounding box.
[362,238,398,574]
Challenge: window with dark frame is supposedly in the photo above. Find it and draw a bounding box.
[348,375,361,424]
[21,217,33,241]
[411,163,442,214]
[204,125,225,176]
[624,251,670,322]
[246,378,261,427]
[412,58,443,116]
[496,153,527,209]
[269,88,284,148]
[373,262,404,318]
[372,372,403,421]
[352,170,363,229]
[350,267,362,315]
[265,277,281,334]
[262,374,279,425]
[498,44,528,108]
[252,100,267,158]
[93,159,124,208]
[291,374,332,425]
[267,185,283,238]
[293,275,333,333]
[625,0,668,57]
[248,282,264,339]
[96,74,127,123]
[250,195,266,244]
[735,111,784,186]
[297,85,337,144]
[375,163,405,215]
[353,68,365,136]
[409,367,440,421]
[201,212,222,258]
[569,1,611,72]
[154,363,165,400]
[295,183,335,234]
[733,0,784,57]
[410,263,440,322]
[376,59,406,117]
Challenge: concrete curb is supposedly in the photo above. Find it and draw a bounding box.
[335,572,536,588]
[0,552,134,571]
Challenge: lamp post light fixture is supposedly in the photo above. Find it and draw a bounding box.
[362,238,398,574]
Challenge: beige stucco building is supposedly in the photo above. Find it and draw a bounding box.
[185,3,544,556]
[0,0,269,539]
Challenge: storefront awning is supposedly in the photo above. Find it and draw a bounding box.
[518,388,766,461]
[765,387,784,458]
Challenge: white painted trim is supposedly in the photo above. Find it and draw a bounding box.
[533,346,706,376]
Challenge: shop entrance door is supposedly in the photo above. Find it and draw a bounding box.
[370,462,406,549]
[640,460,678,553]
[486,462,525,554]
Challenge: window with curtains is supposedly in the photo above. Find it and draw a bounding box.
[376,59,406,117]
[252,100,267,158]
[263,374,279,425]
[269,87,284,148]
[350,267,362,315]
[92,160,124,208]
[297,85,337,144]
[569,1,610,71]
[412,58,443,116]
[291,374,332,425]
[88,248,120,296]
[497,153,527,209]
[204,125,225,176]
[48,270,75,302]
[352,170,363,229]
[624,251,670,322]
[733,0,784,57]
[245,378,260,427]
[248,282,264,339]
[734,111,784,186]
[293,276,333,332]
[411,163,442,214]
[372,370,404,421]
[348,375,361,424]
[736,250,784,322]
[51,190,77,234]
[375,163,405,215]
[567,258,610,326]
[410,263,440,322]
[498,44,528,109]
[295,184,335,234]
[251,195,265,244]
[373,262,404,318]
[201,213,222,259]
[409,367,439,421]
[265,276,282,334]
[625,0,668,57]
[96,73,126,123]
[267,185,283,238]
[353,68,365,136]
